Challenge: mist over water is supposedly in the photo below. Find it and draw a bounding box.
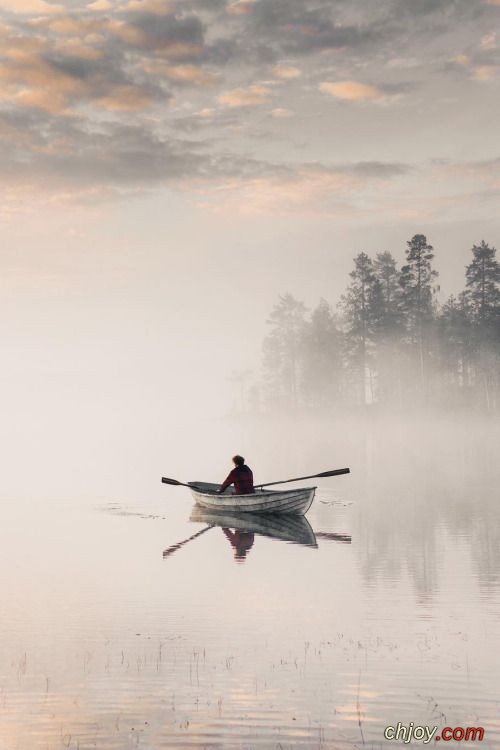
[2,0,500,743]
[1,410,499,749]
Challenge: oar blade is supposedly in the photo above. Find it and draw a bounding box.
[161,477,182,486]
[317,468,350,478]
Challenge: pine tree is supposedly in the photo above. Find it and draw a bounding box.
[399,234,439,399]
[262,293,308,411]
[400,234,438,332]
[373,252,403,334]
[301,299,343,410]
[465,241,500,410]
[339,252,381,404]
[465,241,500,325]
[373,251,404,404]
[438,293,474,403]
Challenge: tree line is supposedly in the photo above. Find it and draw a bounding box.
[253,235,500,413]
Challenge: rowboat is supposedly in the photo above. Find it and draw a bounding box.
[187,482,316,516]
[190,506,318,547]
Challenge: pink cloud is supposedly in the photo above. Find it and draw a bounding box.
[95,84,153,111]
[319,80,385,101]
[218,84,271,107]
[272,65,301,80]
[142,61,218,86]
[0,0,63,13]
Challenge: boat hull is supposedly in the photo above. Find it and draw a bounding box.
[188,482,316,516]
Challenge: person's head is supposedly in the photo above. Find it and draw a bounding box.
[232,455,245,467]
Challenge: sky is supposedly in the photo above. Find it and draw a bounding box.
[1,0,500,431]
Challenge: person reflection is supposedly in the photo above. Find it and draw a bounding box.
[222,528,254,561]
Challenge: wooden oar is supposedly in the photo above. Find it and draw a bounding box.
[162,468,350,493]
[255,467,350,489]
[162,525,214,558]
[161,477,207,492]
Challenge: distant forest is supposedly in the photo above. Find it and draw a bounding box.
[230,235,500,414]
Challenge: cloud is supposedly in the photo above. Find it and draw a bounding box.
[8,88,68,113]
[0,0,62,13]
[0,91,411,207]
[272,65,301,79]
[53,37,104,59]
[0,13,179,116]
[124,0,172,14]
[271,107,292,118]
[0,0,497,216]
[45,16,103,35]
[190,160,411,216]
[87,0,112,9]
[480,32,496,49]
[189,155,500,222]
[218,83,272,107]
[0,51,90,113]
[227,0,256,15]
[112,12,206,58]
[227,0,388,59]
[451,53,470,67]
[141,60,218,86]
[433,156,500,186]
[319,80,385,101]
[448,47,499,81]
[95,84,154,111]
[470,64,496,79]
[0,113,208,189]
[347,161,410,178]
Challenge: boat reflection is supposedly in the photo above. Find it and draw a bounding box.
[189,507,351,561]
[190,506,318,552]
[162,509,351,562]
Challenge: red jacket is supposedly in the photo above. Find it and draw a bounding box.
[219,465,254,494]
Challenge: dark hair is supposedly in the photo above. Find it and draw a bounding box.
[232,455,245,466]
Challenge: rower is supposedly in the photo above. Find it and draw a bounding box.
[217,455,255,495]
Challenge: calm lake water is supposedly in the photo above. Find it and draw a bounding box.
[1,416,499,749]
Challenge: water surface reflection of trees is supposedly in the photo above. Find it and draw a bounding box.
[234,414,500,603]
[352,418,500,601]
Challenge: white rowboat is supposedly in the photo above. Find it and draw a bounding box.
[188,482,316,515]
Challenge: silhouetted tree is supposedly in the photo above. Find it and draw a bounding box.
[339,252,382,404]
[301,299,343,410]
[399,234,439,399]
[373,252,404,404]
[437,293,474,403]
[465,241,500,410]
[373,251,403,333]
[262,293,308,411]
[465,241,500,325]
[254,234,500,417]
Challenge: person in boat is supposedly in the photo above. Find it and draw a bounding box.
[217,455,255,495]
